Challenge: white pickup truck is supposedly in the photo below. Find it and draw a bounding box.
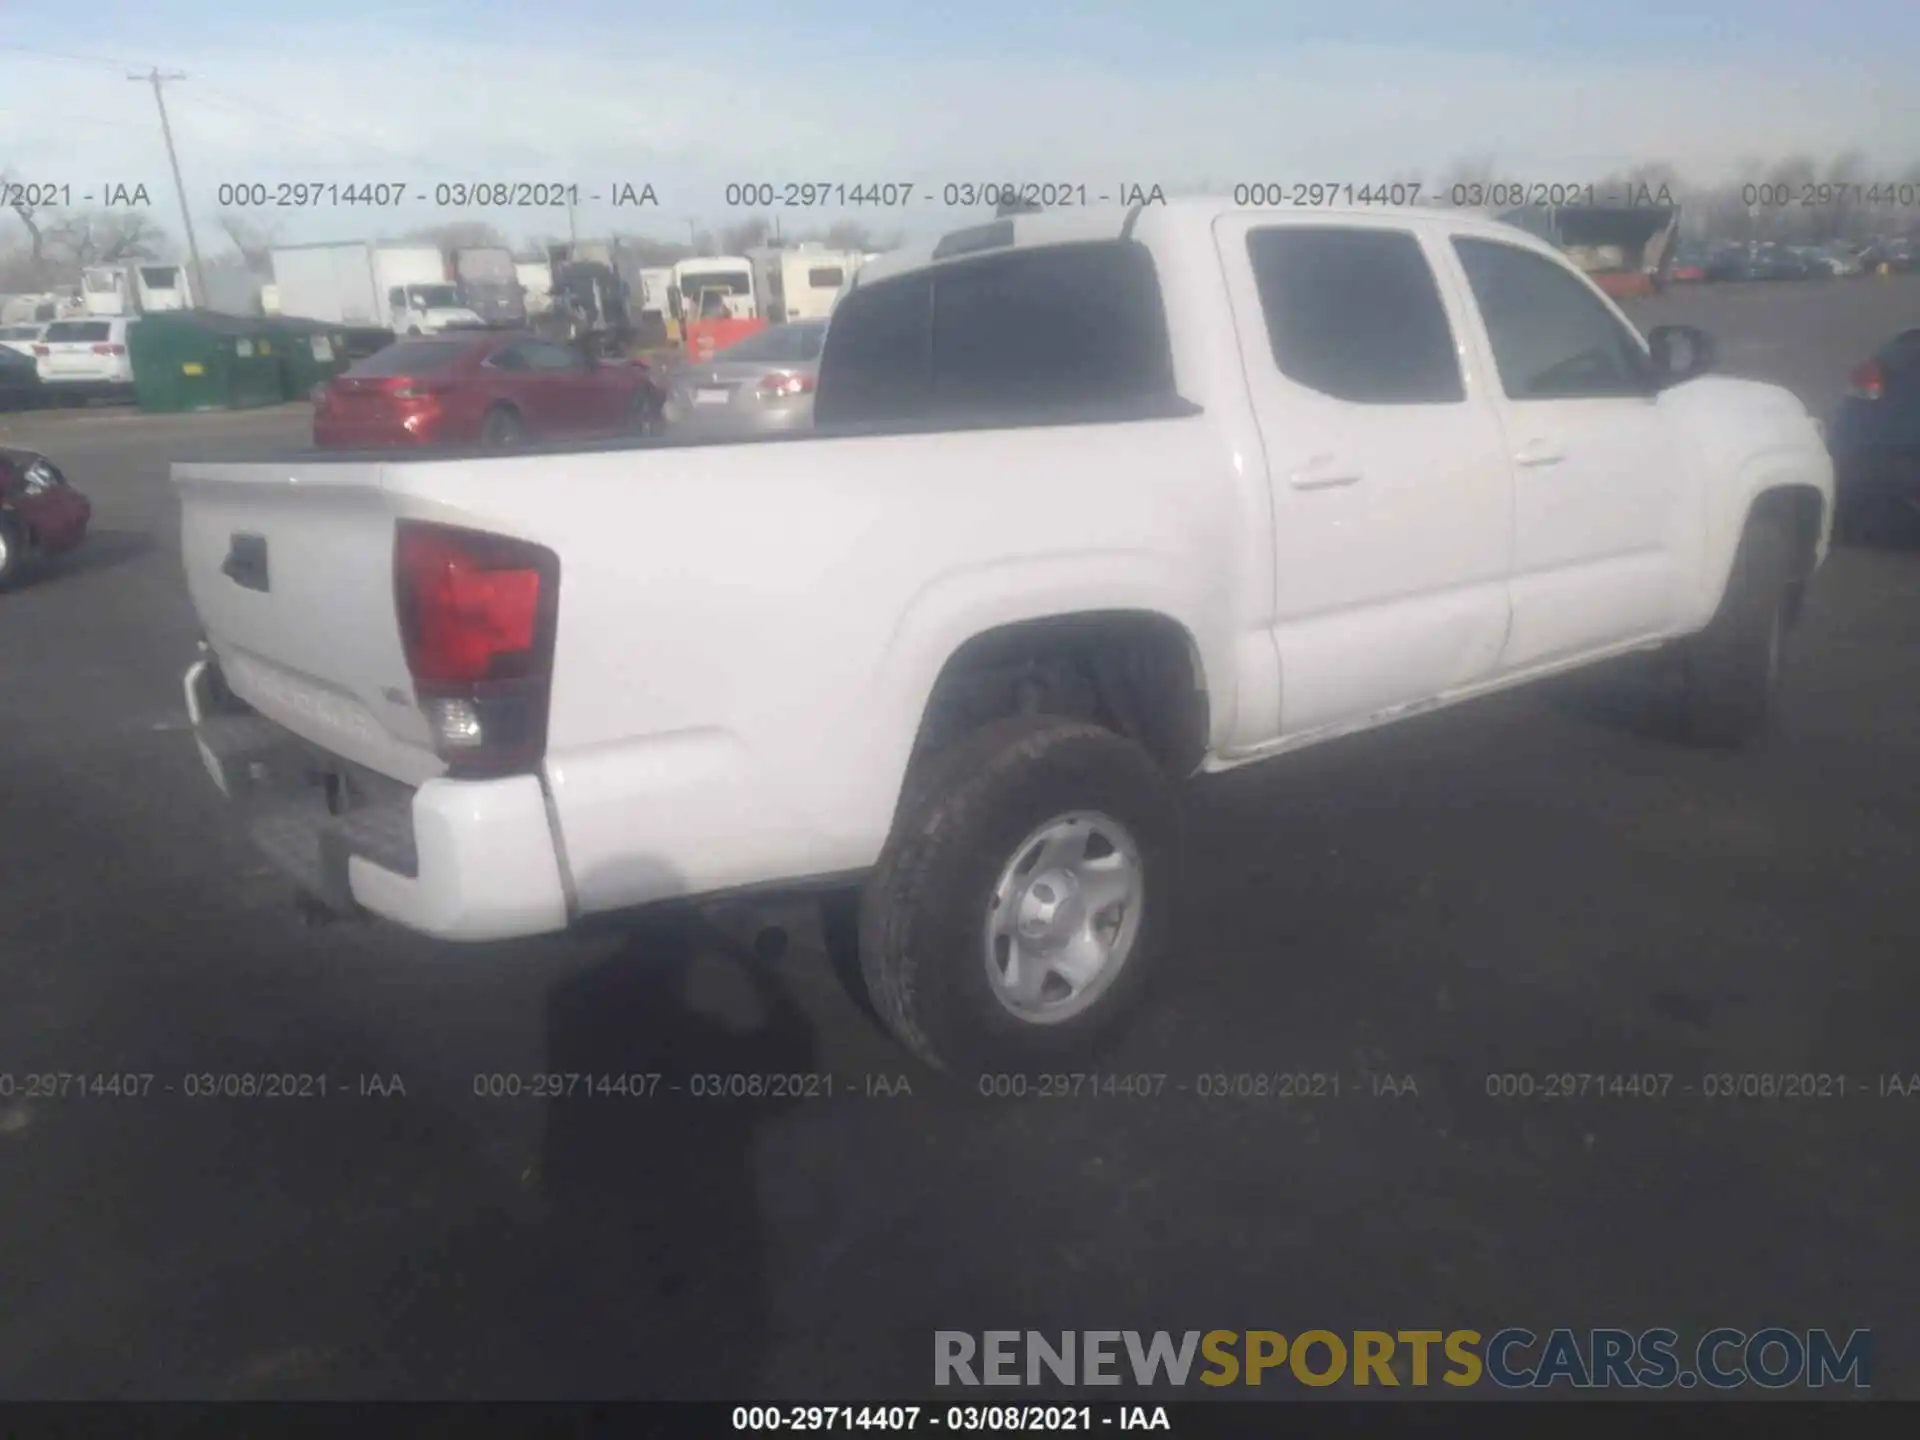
[176,200,1833,1078]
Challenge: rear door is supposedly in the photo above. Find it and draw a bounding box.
[477,341,542,427]
[176,459,443,785]
[1443,234,1690,671]
[1212,215,1515,737]
[514,340,596,431]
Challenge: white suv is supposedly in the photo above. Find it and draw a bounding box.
[35,317,138,399]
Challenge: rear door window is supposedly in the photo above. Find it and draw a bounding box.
[1244,227,1463,404]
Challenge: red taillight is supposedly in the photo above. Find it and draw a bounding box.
[395,522,559,777]
[92,342,125,356]
[1847,359,1884,400]
[379,377,449,402]
[756,371,816,399]
[31,344,48,357]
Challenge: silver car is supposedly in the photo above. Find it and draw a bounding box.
[662,320,827,439]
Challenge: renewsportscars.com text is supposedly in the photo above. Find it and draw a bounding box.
[934,1328,1871,1390]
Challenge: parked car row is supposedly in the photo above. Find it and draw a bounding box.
[1671,237,1914,283]
[305,319,838,449]
[0,317,139,406]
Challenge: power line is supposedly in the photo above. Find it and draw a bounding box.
[0,41,150,71]
[0,108,148,129]
[176,83,436,170]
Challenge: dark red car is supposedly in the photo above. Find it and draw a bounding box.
[312,331,665,449]
[0,446,91,589]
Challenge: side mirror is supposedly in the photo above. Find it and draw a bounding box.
[1647,324,1714,389]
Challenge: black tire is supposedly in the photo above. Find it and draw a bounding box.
[481,405,523,448]
[859,715,1182,1080]
[1676,517,1795,748]
[0,514,22,590]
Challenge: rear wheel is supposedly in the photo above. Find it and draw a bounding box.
[1676,517,1795,748]
[481,405,523,448]
[858,715,1181,1081]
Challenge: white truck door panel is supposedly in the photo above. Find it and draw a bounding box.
[1444,234,1689,670]
[1213,215,1514,737]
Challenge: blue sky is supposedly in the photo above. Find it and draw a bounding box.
[4,2,1916,254]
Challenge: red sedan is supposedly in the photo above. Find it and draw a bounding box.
[312,331,665,449]
[0,446,91,589]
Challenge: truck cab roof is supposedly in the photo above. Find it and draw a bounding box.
[850,198,1569,292]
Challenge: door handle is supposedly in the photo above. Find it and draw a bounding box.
[1288,454,1362,490]
[1514,438,1565,468]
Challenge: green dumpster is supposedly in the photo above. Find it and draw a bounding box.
[129,312,285,414]
[261,315,352,401]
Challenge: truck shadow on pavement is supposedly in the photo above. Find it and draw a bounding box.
[362,910,815,1399]
[1540,654,1695,745]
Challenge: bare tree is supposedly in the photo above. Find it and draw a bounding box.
[216,212,281,272]
[719,216,772,253]
[606,233,695,266]
[1436,155,1500,209]
[403,220,509,252]
[40,210,171,271]
[2,168,52,285]
[821,221,875,251]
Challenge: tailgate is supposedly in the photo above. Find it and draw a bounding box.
[43,344,106,376]
[175,456,444,786]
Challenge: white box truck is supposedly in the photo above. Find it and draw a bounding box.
[269,242,484,334]
[79,262,199,316]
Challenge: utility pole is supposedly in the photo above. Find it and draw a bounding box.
[688,218,699,253]
[132,68,207,309]
[566,197,578,246]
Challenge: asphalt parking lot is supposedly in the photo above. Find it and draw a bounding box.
[2,278,1918,1402]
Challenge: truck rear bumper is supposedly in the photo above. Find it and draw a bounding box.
[184,657,571,941]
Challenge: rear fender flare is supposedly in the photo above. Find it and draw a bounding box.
[830,552,1227,842]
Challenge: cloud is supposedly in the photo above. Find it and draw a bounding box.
[6,27,1917,251]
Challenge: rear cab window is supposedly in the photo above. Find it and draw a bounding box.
[815,240,1179,428]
